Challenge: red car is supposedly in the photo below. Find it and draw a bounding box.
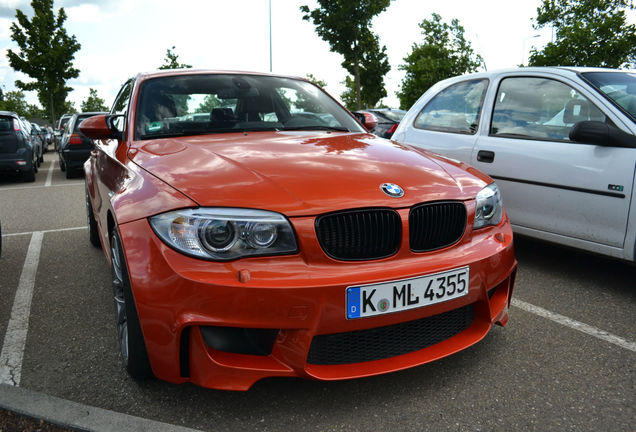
[81,70,517,391]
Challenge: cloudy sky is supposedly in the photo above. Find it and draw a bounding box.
[1,0,628,112]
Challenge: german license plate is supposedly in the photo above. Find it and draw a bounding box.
[346,267,469,319]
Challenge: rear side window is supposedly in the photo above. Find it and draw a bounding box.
[490,77,606,141]
[73,115,97,133]
[0,117,13,133]
[414,79,488,135]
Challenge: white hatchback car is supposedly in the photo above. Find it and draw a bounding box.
[393,67,636,263]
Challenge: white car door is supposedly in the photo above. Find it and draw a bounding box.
[397,78,489,163]
[471,74,636,250]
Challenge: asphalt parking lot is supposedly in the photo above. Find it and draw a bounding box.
[0,152,634,431]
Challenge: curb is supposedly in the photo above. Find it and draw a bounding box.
[0,384,202,432]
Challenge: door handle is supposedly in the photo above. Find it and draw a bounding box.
[477,150,495,163]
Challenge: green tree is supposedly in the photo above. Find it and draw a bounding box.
[397,13,482,110]
[305,73,328,88]
[158,46,192,115]
[528,0,636,67]
[340,76,358,111]
[61,100,77,116]
[301,0,391,110]
[357,32,390,108]
[6,0,81,125]
[195,94,222,113]
[158,46,192,70]
[81,88,108,112]
[0,89,31,116]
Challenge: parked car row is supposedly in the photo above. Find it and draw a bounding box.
[4,66,633,393]
[0,111,41,182]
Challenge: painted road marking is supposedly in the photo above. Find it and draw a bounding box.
[44,159,56,187]
[2,226,87,238]
[0,183,81,192]
[512,298,636,352]
[0,231,44,386]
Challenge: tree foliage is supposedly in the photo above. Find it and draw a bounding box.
[397,13,482,110]
[528,0,636,67]
[159,46,192,70]
[0,89,31,116]
[305,73,328,89]
[6,0,81,125]
[300,0,391,110]
[81,88,108,112]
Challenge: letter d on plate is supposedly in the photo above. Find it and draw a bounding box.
[347,287,361,319]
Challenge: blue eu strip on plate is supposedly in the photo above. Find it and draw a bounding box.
[347,287,361,319]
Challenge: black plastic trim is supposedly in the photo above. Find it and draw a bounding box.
[490,175,625,199]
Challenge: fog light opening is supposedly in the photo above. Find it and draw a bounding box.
[201,326,279,356]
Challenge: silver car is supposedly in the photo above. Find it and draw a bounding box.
[393,67,636,263]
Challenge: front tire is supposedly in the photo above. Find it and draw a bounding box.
[110,229,153,380]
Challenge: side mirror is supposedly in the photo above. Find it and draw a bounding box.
[570,121,636,148]
[79,115,124,141]
[353,111,378,131]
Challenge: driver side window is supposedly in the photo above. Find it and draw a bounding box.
[490,77,606,141]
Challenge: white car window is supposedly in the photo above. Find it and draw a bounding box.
[413,79,488,135]
[490,77,606,141]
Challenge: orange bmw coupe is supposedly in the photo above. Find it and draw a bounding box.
[81,70,517,391]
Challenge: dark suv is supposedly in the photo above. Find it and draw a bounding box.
[58,112,107,178]
[0,111,38,182]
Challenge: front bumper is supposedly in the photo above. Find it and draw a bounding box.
[118,210,517,391]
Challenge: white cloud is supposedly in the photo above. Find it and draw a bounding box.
[65,3,101,22]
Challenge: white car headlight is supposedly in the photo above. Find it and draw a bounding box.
[150,208,298,261]
[474,183,503,229]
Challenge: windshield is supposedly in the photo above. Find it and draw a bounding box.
[581,71,636,122]
[376,110,406,122]
[134,74,364,140]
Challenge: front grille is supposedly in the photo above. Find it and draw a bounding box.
[315,209,401,261]
[307,304,474,365]
[409,202,467,252]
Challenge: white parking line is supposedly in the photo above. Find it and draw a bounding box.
[0,183,80,192]
[2,226,87,238]
[0,231,44,386]
[44,159,56,187]
[512,298,636,352]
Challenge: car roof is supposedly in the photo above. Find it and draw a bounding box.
[133,69,308,83]
[438,66,634,82]
[0,111,19,118]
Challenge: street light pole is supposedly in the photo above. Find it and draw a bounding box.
[521,34,540,66]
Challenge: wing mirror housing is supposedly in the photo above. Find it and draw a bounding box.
[570,121,636,148]
[353,111,378,131]
[79,114,124,141]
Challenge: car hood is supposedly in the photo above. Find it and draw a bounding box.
[128,131,490,216]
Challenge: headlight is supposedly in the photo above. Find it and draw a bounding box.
[474,183,503,229]
[150,208,298,261]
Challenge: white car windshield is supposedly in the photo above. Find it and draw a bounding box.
[582,71,636,122]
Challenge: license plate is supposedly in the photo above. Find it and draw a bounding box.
[346,267,470,319]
